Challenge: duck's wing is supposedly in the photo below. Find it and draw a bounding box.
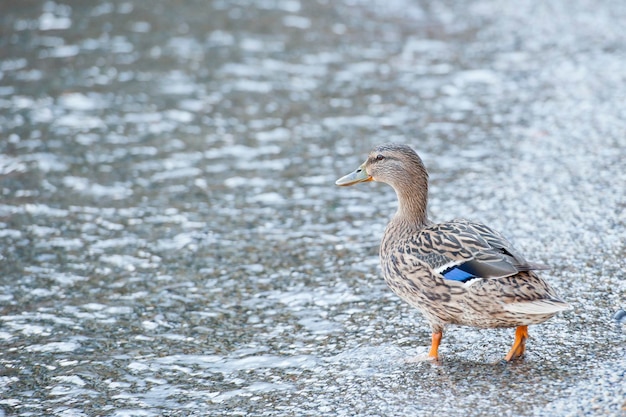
[407,220,546,283]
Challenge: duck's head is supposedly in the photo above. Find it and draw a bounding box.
[335,143,427,188]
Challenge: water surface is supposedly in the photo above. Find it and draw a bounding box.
[0,0,625,416]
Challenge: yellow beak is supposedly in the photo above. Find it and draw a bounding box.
[335,163,373,186]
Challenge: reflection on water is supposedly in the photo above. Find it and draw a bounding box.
[1,0,625,416]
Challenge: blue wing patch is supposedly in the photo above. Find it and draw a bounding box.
[442,266,476,282]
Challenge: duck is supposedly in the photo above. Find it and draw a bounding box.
[335,143,571,361]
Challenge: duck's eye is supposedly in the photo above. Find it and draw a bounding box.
[376,154,385,161]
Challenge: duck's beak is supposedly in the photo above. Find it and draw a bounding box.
[335,163,373,186]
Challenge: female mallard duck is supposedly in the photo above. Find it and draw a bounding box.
[336,143,571,361]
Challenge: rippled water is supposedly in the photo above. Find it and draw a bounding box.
[1,0,625,416]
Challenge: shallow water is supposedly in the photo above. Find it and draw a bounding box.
[1,0,625,416]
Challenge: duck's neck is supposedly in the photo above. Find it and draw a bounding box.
[399,186,428,221]
[381,187,429,255]
[380,178,430,256]
[387,179,430,237]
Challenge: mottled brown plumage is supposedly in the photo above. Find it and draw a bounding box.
[336,143,571,361]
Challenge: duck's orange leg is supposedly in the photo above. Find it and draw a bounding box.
[428,331,442,359]
[504,325,528,361]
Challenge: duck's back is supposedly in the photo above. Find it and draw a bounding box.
[380,218,571,329]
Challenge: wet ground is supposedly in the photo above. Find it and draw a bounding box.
[1,0,625,416]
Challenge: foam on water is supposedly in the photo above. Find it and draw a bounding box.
[38,13,71,31]
[26,341,81,353]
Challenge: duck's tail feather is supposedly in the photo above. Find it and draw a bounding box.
[504,298,572,315]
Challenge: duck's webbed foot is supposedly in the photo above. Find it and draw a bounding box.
[504,325,528,361]
[428,331,442,360]
[404,331,443,364]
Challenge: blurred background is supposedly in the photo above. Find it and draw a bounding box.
[0,0,624,416]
